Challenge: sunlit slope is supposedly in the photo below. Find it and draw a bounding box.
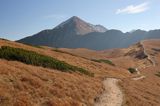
[0,39,129,106]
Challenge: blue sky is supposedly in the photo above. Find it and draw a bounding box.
[0,0,160,40]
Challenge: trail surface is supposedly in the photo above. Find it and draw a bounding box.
[132,68,146,81]
[132,75,146,81]
[95,78,123,106]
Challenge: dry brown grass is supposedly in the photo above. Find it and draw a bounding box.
[0,40,129,106]
[120,66,160,106]
[0,59,102,106]
[120,40,160,106]
[57,39,160,106]
[1,39,160,106]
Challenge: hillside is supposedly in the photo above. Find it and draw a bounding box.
[17,16,160,50]
[60,39,160,106]
[0,39,129,106]
[1,39,160,106]
[120,39,160,106]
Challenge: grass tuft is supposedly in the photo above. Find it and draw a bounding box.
[91,59,115,66]
[128,68,137,74]
[52,49,88,60]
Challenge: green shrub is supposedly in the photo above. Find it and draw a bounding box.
[99,59,115,66]
[91,59,101,63]
[52,49,77,56]
[91,59,115,66]
[0,46,93,76]
[128,68,137,74]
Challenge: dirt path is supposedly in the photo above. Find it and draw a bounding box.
[132,68,146,81]
[132,75,146,81]
[94,78,123,106]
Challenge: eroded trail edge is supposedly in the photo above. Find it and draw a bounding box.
[95,78,123,106]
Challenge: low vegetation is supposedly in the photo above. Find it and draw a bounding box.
[52,49,75,56]
[33,45,44,49]
[155,72,160,77]
[22,43,44,49]
[128,68,137,74]
[0,46,93,76]
[52,49,88,59]
[91,59,115,66]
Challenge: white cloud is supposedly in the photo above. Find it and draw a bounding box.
[116,2,149,14]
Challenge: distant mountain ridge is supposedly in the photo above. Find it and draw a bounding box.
[17,16,160,50]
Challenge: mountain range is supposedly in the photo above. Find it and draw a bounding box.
[17,16,160,50]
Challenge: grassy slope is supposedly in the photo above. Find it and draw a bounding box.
[57,40,160,106]
[120,40,160,106]
[0,39,129,106]
[0,46,93,76]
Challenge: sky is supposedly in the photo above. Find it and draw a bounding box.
[0,0,160,40]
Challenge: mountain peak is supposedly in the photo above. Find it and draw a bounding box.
[54,16,107,35]
[54,16,82,30]
[70,16,81,20]
[66,16,85,25]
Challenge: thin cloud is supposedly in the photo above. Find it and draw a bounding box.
[116,2,149,14]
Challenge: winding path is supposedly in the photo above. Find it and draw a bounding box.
[94,78,123,106]
[131,41,157,81]
[94,41,156,106]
